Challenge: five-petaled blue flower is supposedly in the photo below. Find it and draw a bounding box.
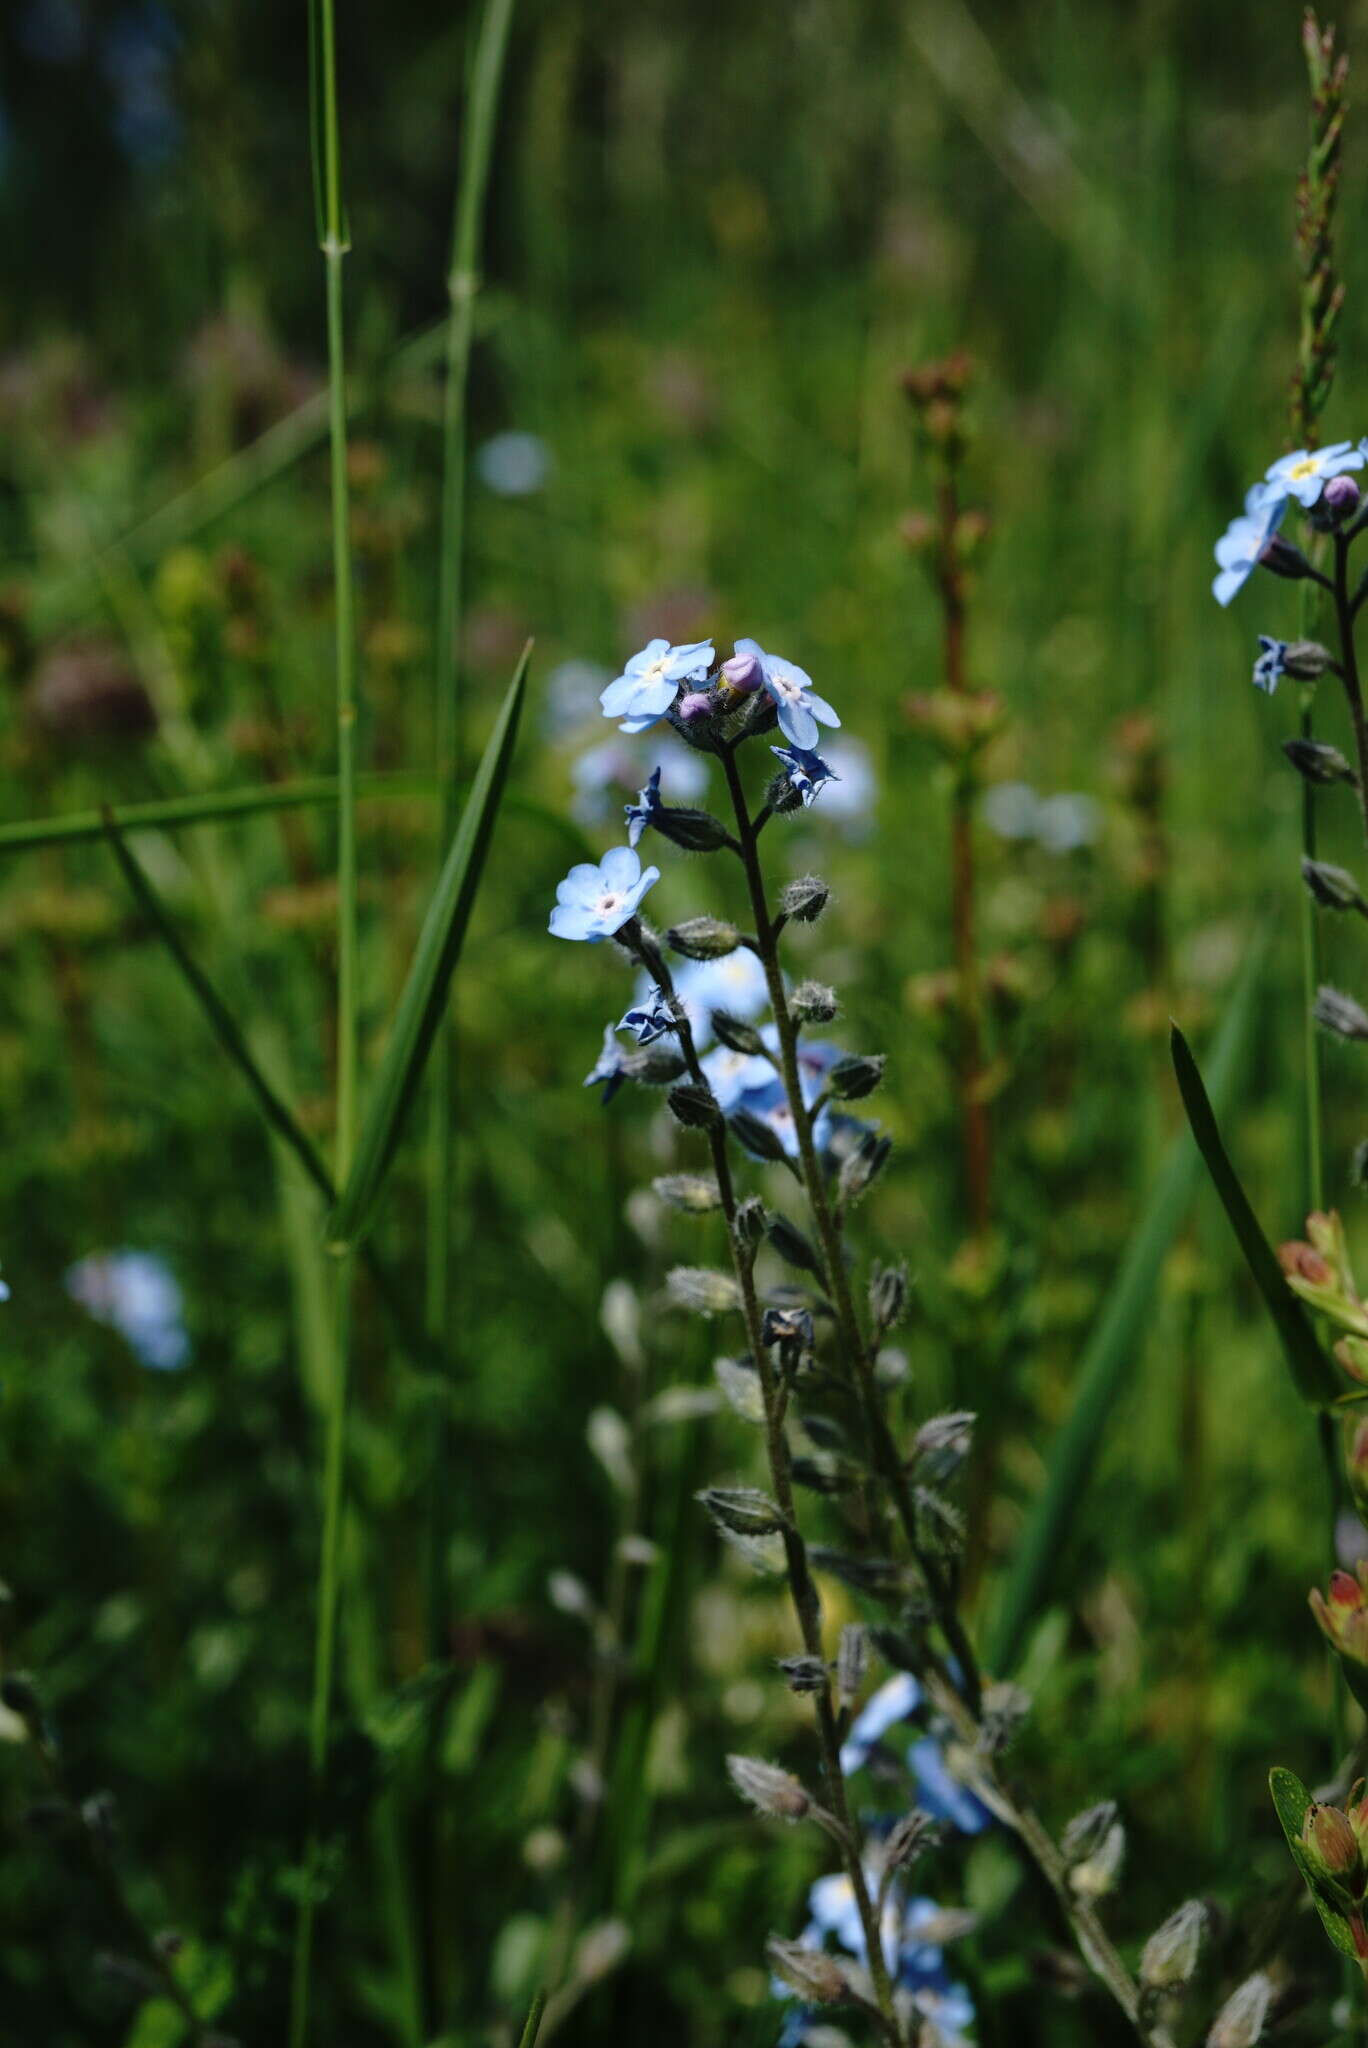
[735,637,840,751]
[549,845,660,942]
[772,744,838,807]
[1253,635,1288,695]
[583,1025,631,1105]
[1262,440,1364,508]
[625,765,664,847]
[618,985,674,1045]
[1213,485,1287,607]
[599,638,715,734]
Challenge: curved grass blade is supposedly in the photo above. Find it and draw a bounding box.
[328,642,530,1252]
[1171,1021,1338,1408]
[987,948,1264,1676]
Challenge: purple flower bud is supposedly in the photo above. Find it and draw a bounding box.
[721,649,763,694]
[678,690,712,722]
[1326,473,1362,521]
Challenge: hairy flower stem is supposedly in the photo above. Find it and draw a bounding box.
[718,745,984,1716]
[1332,533,1368,848]
[618,924,902,2044]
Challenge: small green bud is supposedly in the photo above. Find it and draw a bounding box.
[837,1130,892,1204]
[667,917,740,960]
[667,1267,740,1316]
[1139,1899,1207,1990]
[732,1195,767,1248]
[828,1053,886,1101]
[700,1487,787,1537]
[652,1173,723,1214]
[725,1756,809,1821]
[766,1211,823,1275]
[712,1009,768,1056]
[779,874,829,924]
[729,1106,789,1162]
[1284,737,1358,787]
[792,980,839,1024]
[652,807,731,852]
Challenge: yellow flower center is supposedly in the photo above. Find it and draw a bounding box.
[1289,456,1322,481]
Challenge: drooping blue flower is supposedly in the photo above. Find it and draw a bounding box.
[1262,440,1364,508]
[771,744,838,807]
[599,638,715,734]
[839,1671,922,1775]
[909,1976,977,2044]
[618,985,674,1045]
[908,1736,993,1835]
[1253,635,1289,695]
[583,1026,631,1105]
[701,1042,773,1111]
[736,637,840,751]
[65,1250,189,1371]
[1212,485,1287,607]
[549,845,660,942]
[625,766,664,847]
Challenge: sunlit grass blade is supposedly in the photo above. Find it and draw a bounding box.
[1171,1020,1338,1408]
[329,643,530,1252]
[986,947,1264,1676]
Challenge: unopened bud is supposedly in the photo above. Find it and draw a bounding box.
[1324,473,1362,523]
[869,1261,910,1330]
[1303,1802,1362,1882]
[726,1754,810,1821]
[1316,986,1368,1042]
[838,1129,892,1204]
[1139,1899,1207,1989]
[729,1106,789,1162]
[1303,859,1367,914]
[653,807,730,853]
[828,1053,886,1101]
[1284,737,1358,787]
[667,1081,721,1129]
[667,916,740,960]
[1258,533,1314,582]
[1206,1971,1275,2048]
[667,1267,741,1317]
[652,1173,722,1214]
[837,1623,868,1705]
[677,690,713,723]
[732,1195,767,1248]
[1281,638,1337,679]
[701,1488,786,1537]
[766,1211,822,1275]
[721,649,764,694]
[792,980,839,1024]
[766,1935,847,2002]
[779,874,829,924]
[712,1009,768,1055]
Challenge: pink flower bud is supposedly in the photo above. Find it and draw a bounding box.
[721,649,764,694]
[678,691,712,722]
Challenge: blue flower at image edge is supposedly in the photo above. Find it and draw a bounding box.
[1212,485,1286,607]
[549,845,660,942]
[599,638,714,734]
[736,637,840,750]
[1262,438,1364,507]
[772,744,838,806]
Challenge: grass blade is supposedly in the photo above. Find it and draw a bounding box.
[328,643,530,1252]
[986,947,1265,1675]
[0,771,434,857]
[518,1991,547,2048]
[1171,1020,1338,1408]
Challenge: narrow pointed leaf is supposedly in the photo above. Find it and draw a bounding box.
[1269,1767,1367,1962]
[328,644,529,1250]
[1171,1022,1338,1407]
[987,948,1264,1674]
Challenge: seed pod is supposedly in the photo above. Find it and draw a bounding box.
[828,1053,886,1101]
[792,980,839,1024]
[1284,736,1357,786]
[869,1261,910,1330]
[733,1195,767,1248]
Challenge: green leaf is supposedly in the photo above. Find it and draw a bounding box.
[1171,1021,1339,1407]
[1269,1767,1367,1962]
[328,645,529,1251]
[986,949,1264,1675]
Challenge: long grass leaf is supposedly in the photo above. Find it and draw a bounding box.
[986,947,1264,1675]
[328,643,529,1252]
[0,772,433,856]
[1171,1021,1337,1407]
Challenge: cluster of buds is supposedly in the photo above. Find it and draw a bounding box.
[1309,1565,1368,1707]
[1279,1210,1368,1380]
[901,349,973,461]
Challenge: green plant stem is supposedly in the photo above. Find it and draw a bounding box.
[616,920,902,2048]
[0,771,435,856]
[718,743,983,1711]
[425,0,518,1653]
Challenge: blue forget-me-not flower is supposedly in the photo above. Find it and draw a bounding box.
[735,638,840,751]
[618,986,674,1045]
[1253,635,1288,695]
[550,846,660,942]
[1261,439,1364,508]
[1212,485,1288,607]
[599,638,715,734]
[583,1025,631,1104]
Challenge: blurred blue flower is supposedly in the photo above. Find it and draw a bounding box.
[618,986,673,1045]
[600,638,715,734]
[65,1250,188,1371]
[1263,440,1363,508]
[734,1077,833,1160]
[1034,793,1099,853]
[701,1042,773,1111]
[1253,635,1288,695]
[910,1976,977,2043]
[549,846,659,942]
[571,740,708,825]
[1213,485,1287,607]
[772,744,838,807]
[476,430,552,496]
[0,1269,9,1303]
[667,949,770,1050]
[546,659,614,738]
[908,1736,992,1834]
[737,637,840,750]
[839,1671,922,1774]
[625,766,664,847]
[583,1026,631,1105]
[982,781,1040,840]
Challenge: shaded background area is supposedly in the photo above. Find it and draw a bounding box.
[0,0,1363,2041]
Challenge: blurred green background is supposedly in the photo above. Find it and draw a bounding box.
[2,0,1366,2042]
